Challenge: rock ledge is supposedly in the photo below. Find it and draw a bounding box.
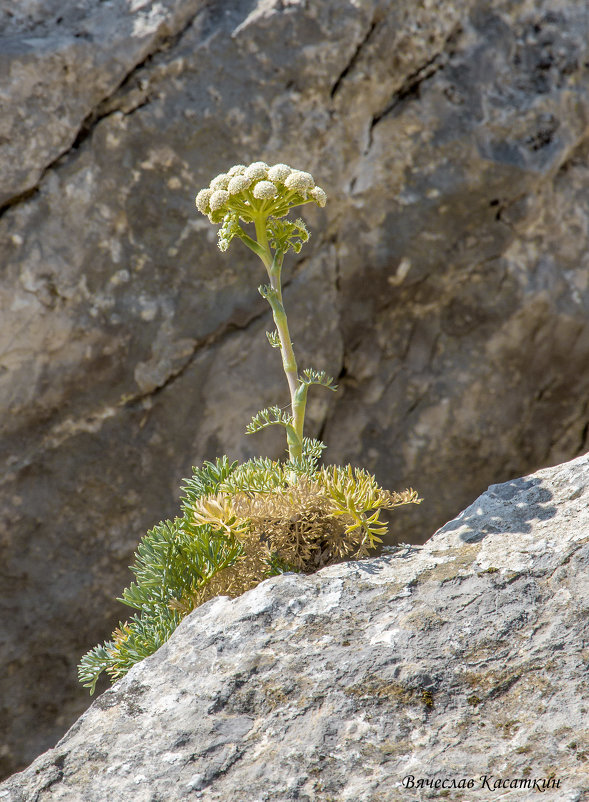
[1,454,588,801]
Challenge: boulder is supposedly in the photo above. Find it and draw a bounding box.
[1,453,587,800]
[2,0,589,779]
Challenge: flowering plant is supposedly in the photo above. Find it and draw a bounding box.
[196,162,331,462]
[78,161,420,694]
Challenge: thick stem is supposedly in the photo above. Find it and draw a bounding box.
[253,216,307,462]
[292,382,308,450]
[254,217,272,271]
[268,292,298,404]
[238,231,269,263]
[263,282,302,460]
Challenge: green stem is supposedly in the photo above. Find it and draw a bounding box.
[254,216,272,270]
[292,382,308,451]
[238,231,269,263]
[253,215,303,461]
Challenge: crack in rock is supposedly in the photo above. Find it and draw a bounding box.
[0,2,204,217]
[365,23,463,154]
[0,299,273,486]
[69,11,202,155]
[330,17,379,100]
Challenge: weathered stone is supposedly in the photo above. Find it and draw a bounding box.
[1,0,589,780]
[0,0,204,207]
[1,454,588,801]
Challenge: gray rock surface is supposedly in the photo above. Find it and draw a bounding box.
[0,0,203,206]
[2,0,589,779]
[1,453,588,801]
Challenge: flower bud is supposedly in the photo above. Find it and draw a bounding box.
[195,188,213,214]
[227,174,251,195]
[267,164,292,182]
[209,189,230,211]
[285,170,315,192]
[245,161,269,181]
[310,186,327,207]
[253,180,278,200]
[209,173,230,191]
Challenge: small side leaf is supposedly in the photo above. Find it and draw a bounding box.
[246,406,293,434]
[266,330,281,348]
[301,367,338,391]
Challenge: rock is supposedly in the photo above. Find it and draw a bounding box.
[1,453,588,801]
[2,0,589,780]
[0,0,203,206]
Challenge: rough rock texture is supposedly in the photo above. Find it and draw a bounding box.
[2,454,588,801]
[2,0,589,779]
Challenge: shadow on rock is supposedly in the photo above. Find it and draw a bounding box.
[436,476,557,543]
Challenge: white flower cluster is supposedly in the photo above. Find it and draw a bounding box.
[195,161,327,224]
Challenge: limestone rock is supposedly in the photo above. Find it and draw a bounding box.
[0,0,203,206]
[2,0,589,780]
[1,454,588,801]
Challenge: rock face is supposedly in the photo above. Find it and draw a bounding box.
[1,454,588,801]
[2,0,589,780]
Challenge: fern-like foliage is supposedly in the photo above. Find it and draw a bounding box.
[266,217,309,254]
[293,437,326,470]
[246,405,294,435]
[79,465,242,694]
[317,465,420,553]
[78,447,420,695]
[179,456,238,512]
[300,368,338,391]
[219,456,287,493]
